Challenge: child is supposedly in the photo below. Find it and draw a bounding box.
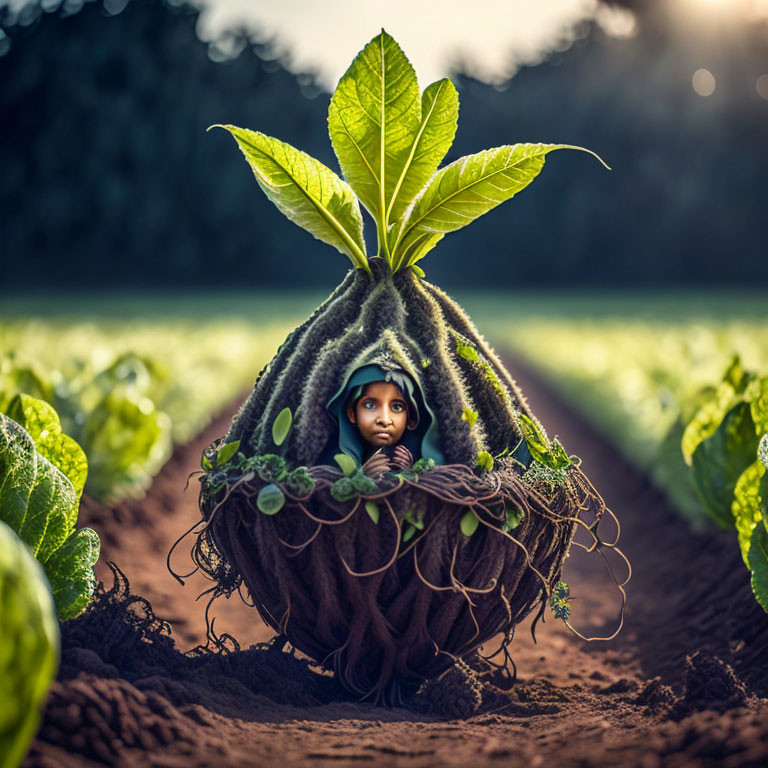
[319,362,444,469]
[346,378,417,464]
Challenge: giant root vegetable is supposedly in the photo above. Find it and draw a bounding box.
[178,30,628,704]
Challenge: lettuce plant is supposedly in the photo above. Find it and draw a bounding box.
[0,394,100,620]
[0,352,171,503]
[209,29,607,276]
[0,520,60,768]
[682,358,768,611]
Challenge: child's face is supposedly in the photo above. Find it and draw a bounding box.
[346,381,409,448]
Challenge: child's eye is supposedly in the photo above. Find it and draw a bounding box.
[363,401,376,409]
[392,402,405,411]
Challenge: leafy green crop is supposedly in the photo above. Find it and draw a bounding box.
[1,316,297,502]
[210,30,607,275]
[685,362,766,530]
[682,356,753,464]
[0,520,60,768]
[485,312,768,526]
[748,516,768,612]
[0,394,100,620]
[691,402,759,527]
[0,351,170,503]
[472,304,768,612]
[680,360,768,611]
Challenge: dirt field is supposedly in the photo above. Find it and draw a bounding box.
[22,357,768,768]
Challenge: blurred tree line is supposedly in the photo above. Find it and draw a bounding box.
[1,0,767,290]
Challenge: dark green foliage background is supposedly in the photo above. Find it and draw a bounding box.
[1,0,767,289]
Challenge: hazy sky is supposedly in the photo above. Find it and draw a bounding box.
[6,0,766,87]
[192,0,611,88]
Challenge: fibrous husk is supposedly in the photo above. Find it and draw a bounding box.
[193,258,613,704]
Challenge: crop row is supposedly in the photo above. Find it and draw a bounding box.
[0,318,296,501]
[484,317,768,610]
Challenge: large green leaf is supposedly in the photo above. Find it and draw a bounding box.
[0,520,60,768]
[747,522,768,613]
[0,415,73,561]
[21,453,74,564]
[6,393,59,442]
[210,125,368,271]
[652,419,707,523]
[0,415,38,534]
[0,412,99,619]
[45,527,100,621]
[691,402,759,527]
[750,376,768,435]
[328,30,420,235]
[7,393,88,508]
[682,356,751,464]
[732,460,765,566]
[393,231,444,270]
[386,78,459,223]
[390,143,609,269]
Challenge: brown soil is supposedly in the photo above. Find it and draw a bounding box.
[23,357,768,768]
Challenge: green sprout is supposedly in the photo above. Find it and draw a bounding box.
[209,30,608,277]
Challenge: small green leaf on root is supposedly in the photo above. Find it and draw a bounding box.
[334,453,357,476]
[461,509,479,537]
[216,440,240,467]
[257,483,285,515]
[475,450,494,473]
[272,407,293,447]
[365,500,380,524]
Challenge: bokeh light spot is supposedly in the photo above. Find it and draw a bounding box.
[594,5,638,39]
[757,74,768,100]
[692,68,716,96]
[104,0,131,16]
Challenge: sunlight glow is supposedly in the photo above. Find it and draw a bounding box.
[678,0,768,17]
[193,0,601,88]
